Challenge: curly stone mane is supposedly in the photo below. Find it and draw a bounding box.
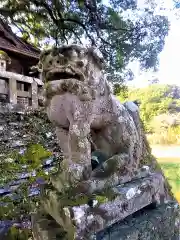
[38,45,112,103]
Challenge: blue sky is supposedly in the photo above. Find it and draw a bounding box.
[87,0,180,87]
[129,0,180,87]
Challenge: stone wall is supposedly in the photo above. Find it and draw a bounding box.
[0,108,62,238]
[0,108,60,157]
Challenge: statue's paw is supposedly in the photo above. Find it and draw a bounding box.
[72,181,90,195]
[91,156,119,179]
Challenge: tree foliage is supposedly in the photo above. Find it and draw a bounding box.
[0,0,169,82]
[116,84,180,132]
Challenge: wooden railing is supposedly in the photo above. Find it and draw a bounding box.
[0,70,43,108]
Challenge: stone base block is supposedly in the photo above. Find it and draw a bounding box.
[69,173,166,239]
[31,173,179,240]
[97,201,180,240]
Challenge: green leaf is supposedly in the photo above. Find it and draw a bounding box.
[77,0,84,8]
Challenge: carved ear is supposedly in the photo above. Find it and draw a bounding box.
[87,46,104,70]
[99,78,105,96]
[105,80,112,95]
[39,49,51,63]
[99,78,112,96]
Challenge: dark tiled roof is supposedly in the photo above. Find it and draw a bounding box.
[0,19,40,59]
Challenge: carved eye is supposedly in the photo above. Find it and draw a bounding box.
[44,51,49,56]
[57,60,60,64]
[64,58,68,64]
[71,50,78,57]
[49,60,52,65]
[77,61,84,67]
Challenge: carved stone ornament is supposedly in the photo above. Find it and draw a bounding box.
[31,45,178,240]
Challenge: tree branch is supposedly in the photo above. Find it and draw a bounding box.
[0,8,17,17]
[64,18,96,45]
[98,22,130,32]
[31,0,59,25]
[12,22,31,39]
[0,0,133,49]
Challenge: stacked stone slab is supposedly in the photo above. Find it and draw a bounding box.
[0,107,61,238]
[97,202,180,240]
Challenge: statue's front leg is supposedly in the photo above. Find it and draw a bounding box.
[55,127,69,159]
[49,120,92,195]
[68,120,92,182]
[74,125,142,195]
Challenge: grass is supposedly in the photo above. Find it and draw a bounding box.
[157,158,180,203]
[157,157,180,163]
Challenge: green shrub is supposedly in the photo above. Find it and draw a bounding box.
[116,84,180,132]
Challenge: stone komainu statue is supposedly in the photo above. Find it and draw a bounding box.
[31,45,176,240]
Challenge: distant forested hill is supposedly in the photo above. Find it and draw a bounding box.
[116,84,180,145]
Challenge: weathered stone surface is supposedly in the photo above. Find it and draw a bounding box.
[0,45,179,240]
[40,44,146,190]
[0,108,61,202]
[69,173,166,239]
[97,202,180,240]
[0,109,62,239]
[30,172,169,240]
[0,108,61,156]
[39,45,173,196]
[2,202,179,240]
[29,44,178,240]
[0,109,178,239]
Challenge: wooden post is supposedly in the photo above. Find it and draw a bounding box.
[9,78,17,104]
[31,80,38,108]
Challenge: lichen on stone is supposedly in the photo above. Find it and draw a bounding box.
[27,44,179,239]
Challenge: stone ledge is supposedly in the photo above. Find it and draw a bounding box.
[97,201,180,240]
[0,70,43,85]
[70,173,166,239]
[39,173,167,240]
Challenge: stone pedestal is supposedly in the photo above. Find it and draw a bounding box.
[31,172,180,240]
[97,202,180,240]
[8,78,17,104]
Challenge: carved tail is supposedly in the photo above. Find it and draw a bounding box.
[123,101,141,131]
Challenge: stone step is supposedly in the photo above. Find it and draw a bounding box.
[1,202,179,240]
[97,201,180,240]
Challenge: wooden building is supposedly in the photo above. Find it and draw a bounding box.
[0,19,43,108]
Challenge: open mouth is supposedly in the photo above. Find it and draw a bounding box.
[47,71,82,81]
